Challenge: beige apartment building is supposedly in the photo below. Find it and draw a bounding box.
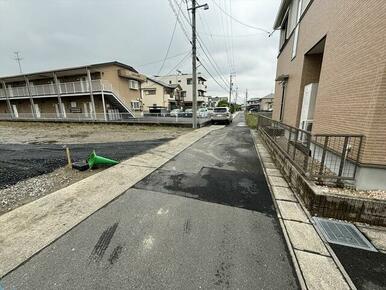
[273,0,386,189]
[0,61,146,120]
[141,78,183,112]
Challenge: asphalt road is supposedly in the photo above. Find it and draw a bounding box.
[0,139,172,189]
[1,114,299,289]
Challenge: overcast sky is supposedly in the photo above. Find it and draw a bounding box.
[0,0,280,101]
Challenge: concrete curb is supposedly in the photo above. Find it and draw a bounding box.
[251,130,356,290]
[0,125,224,278]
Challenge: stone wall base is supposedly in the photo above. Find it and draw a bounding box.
[259,130,386,226]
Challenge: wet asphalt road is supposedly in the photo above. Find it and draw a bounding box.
[0,139,172,189]
[1,114,299,289]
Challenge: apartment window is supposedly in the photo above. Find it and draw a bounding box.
[291,0,303,59]
[279,15,288,50]
[145,89,156,95]
[181,91,186,98]
[187,78,192,85]
[70,101,77,108]
[131,101,140,109]
[129,80,139,90]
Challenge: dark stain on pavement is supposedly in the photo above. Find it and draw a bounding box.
[135,167,275,216]
[89,222,119,263]
[108,245,123,265]
[331,244,386,290]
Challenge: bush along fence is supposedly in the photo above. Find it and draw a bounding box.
[257,115,386,226]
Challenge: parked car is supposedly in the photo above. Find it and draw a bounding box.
[207,107,214,116]
[211,107,232,124]
[183,108,193,117]
[197,107,209,118]
[170,108,182,117]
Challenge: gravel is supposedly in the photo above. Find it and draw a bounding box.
[318,186,386,200]
[0,166,102,216]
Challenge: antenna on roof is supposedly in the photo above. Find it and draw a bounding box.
[14,51,23,73]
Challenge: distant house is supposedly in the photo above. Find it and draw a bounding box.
[0,61,146,120]
[141,78,183,112]
[154,73,208,107]
[260,93,274,111]
[246,94,274,111]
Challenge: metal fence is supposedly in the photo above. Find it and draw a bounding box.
[0,112,211,125]
[257,115,363,185]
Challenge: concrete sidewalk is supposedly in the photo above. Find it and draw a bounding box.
[251,130,356,290]
[0,125,222,278]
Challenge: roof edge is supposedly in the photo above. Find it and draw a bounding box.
[273,0,291,29]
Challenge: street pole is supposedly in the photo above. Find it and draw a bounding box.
[245,88,248,110]
[229,74,233,104]
[192,0,197,129]
[189,1,208,129]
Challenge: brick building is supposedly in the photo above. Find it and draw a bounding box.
[272,0,386,189]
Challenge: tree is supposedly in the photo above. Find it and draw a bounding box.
[217,100,229,107]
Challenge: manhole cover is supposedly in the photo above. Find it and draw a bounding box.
[314,217,377,252]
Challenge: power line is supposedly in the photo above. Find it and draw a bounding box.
[137,51,189,67]
[165,51,191,75]
[168,0,191,43]
[172,1,230,89]
[158,0,182,75]
[197,57,228,93]
[211,0,270,34]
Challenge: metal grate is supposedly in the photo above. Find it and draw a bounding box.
[314,217,377,252]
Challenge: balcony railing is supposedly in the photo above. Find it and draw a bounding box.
[257,115,363,185]
[0,80,113,99]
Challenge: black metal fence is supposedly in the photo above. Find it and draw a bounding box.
[257,115,363,185]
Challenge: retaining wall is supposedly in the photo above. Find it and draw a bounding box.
[259,130,386,226]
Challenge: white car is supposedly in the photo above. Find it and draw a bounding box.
[170,109,182,117]
[207,107,214,116]
[197,107,209,118]
[211,107,233,124]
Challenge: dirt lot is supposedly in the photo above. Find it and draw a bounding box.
[0,121,190,215]
[0,121,190,144]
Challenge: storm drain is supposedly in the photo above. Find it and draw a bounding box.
[314,217,377,252]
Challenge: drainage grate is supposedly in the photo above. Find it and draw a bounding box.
[314,217,377,252]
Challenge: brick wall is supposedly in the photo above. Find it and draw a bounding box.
[273,0,386,166]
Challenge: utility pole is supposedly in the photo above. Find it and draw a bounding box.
[14,51,23,74]
[245,88,248,110]
[229,74,233,104]
[189,1,208,129]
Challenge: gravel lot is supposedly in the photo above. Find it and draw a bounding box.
[0,121,190,215]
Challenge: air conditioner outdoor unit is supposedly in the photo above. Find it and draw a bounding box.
[300,83,318,131]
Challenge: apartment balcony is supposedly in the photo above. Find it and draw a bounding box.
[0,80,114,99]
[198,83,207,92]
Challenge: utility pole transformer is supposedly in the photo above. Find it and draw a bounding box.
[189,0,208,129]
